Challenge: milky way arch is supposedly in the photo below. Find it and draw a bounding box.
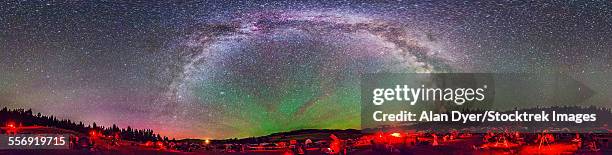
[153,11,465,138]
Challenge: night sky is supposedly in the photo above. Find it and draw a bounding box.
[1,1,610,139]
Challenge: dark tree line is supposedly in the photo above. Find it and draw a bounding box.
[0,107,170,142]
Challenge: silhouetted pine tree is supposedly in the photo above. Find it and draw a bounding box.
[0,107,167,142]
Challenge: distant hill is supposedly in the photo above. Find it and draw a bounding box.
[210,129,362,144]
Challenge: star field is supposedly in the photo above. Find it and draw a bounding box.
[0,1,610,139]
